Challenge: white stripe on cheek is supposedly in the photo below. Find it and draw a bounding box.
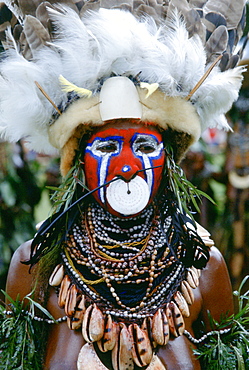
[141,154,153,194]
[89,139,122,203]
[99,155,111,203]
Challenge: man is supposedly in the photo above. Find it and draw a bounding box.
[6,119,234,370]
[0,1,246,369]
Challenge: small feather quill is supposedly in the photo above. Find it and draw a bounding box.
[59,75,92,98]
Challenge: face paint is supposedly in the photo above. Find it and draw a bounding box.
[83,122,165,216]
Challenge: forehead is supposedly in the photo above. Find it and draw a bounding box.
[88,120,162,141]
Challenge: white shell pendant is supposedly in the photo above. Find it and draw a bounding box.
[165,302,185,337]
[112,323,134,370]
[77,343,108,370]
[180,280,195,305]
[65,284,78,318]
[82,304,105,342]
[69,294,86,330]
[58,275,71,308]
[106,177,150,216]
[187,267,200,288]
[97,314,117,352]
[173,291,190,318]
[151,309,169,346]
[49,264,64,286]
[129,323,153,367]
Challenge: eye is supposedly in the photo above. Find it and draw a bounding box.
[134,136,159,154]
[96,142,118,153]
[136,144,156,154]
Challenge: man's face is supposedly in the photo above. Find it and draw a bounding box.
[83,120,165,217]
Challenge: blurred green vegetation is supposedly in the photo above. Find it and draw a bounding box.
[0,141,59,290]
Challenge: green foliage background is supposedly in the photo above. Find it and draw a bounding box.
[0,142,58,291]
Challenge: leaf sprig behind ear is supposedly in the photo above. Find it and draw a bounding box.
[48,160,86,214]
[164,146,215,218]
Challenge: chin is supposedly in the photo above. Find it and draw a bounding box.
[100,202,146,219]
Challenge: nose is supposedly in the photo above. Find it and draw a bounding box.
[110,143,143,181]
[115,163,140,181]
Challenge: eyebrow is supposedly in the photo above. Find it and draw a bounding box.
[134,137,150,143]
[94,136,124,142]
[132,135,158,144]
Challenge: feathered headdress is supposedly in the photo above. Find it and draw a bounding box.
[0,0,247,175]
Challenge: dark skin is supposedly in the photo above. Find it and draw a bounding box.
[6,121,233,369]
[6,242,233,370]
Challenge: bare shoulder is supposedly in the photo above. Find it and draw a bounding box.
[198,246,233,328]
[200,246,232,291]
[204,246,228,270]
[5,240,33,302]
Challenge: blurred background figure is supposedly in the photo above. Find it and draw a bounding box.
[181,41,249,290]
[222,49,249,287]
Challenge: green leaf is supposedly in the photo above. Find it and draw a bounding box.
[46,186,69,192]
[197,189,216,204]
[0,292,55,369]
[164,145,215,218]
[189,194,201,213]
[231,345,245,370]
[192,277,249,369]
[25,296,57,322]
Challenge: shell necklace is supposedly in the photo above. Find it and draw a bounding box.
[49,202,202,370]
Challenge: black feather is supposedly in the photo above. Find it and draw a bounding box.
[24,166,162,267]
[23,177,122,267]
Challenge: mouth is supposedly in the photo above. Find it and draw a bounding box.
[106,176,150,216]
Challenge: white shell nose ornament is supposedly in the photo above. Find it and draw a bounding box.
[106,176,150,216]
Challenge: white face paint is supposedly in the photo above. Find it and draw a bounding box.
[84,124,165,217]
[85,138,121,203]
[106,176,150,215]
[132,135,164,194]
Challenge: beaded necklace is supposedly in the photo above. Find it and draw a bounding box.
[49,198,208,369]
[62,202,186,319]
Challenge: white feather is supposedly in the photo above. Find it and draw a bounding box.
[0,6,244,154]
[194,66,245,131]
[3,0,24,24]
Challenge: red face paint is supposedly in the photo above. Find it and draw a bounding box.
[83,121,165,216]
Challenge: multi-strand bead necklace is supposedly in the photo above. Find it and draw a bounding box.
[48,199,208,369]
[61,201,186,321]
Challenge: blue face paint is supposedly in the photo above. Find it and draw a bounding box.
[131,134,164,194]
[122,165,131,173]
[84,124,165,216]
[85,136,123,203]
